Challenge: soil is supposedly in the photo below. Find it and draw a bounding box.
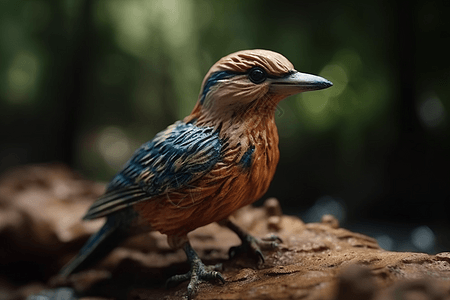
[1,163,450,300]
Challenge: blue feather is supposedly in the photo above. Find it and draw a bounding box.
[200,71,235,104]
[239,145,255,170]
[84,122,222,219]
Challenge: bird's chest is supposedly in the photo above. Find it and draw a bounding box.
[219,123,280,205]
[244,131,280,203]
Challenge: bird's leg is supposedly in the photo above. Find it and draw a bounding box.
[222,218,282,264]
[166,241,225,299]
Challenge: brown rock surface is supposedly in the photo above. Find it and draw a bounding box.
[1,164,450,300]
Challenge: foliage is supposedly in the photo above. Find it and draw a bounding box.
[0,0,448,229]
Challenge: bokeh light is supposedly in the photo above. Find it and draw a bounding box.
[411,226,436,252]
[97,126,132,169]
[6,51,39,104]
[302,196,346,224]
[417,94,446,129]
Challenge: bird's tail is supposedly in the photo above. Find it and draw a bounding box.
[59,214,129,277]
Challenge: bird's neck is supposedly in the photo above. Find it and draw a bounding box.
[184,95,282,149]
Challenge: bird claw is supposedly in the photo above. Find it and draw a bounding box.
[166,263,224,299]
[261,234,283,247]
[166,245,225,300]
[229,234,282,264]
[166,272,191,288]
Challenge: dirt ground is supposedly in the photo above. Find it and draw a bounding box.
[1,164,450,300]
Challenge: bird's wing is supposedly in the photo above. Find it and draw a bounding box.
[83,121,222,220]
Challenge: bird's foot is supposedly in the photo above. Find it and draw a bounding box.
[222,219,282,264]
[166,242,225,299]
[229,233,282,264]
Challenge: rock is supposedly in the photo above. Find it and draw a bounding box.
[0,164,450,300]
[0,163,105,282]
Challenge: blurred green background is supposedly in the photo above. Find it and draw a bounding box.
[0,0,449,252]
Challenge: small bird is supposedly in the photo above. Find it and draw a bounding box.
[60,49,332,298]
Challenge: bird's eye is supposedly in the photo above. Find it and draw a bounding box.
[248,67,267,84]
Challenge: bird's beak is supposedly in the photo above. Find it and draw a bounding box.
[269,71,333,96]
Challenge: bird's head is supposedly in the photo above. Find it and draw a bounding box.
[193,49,332,119]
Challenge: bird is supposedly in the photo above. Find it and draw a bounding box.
[59,49,332,299]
